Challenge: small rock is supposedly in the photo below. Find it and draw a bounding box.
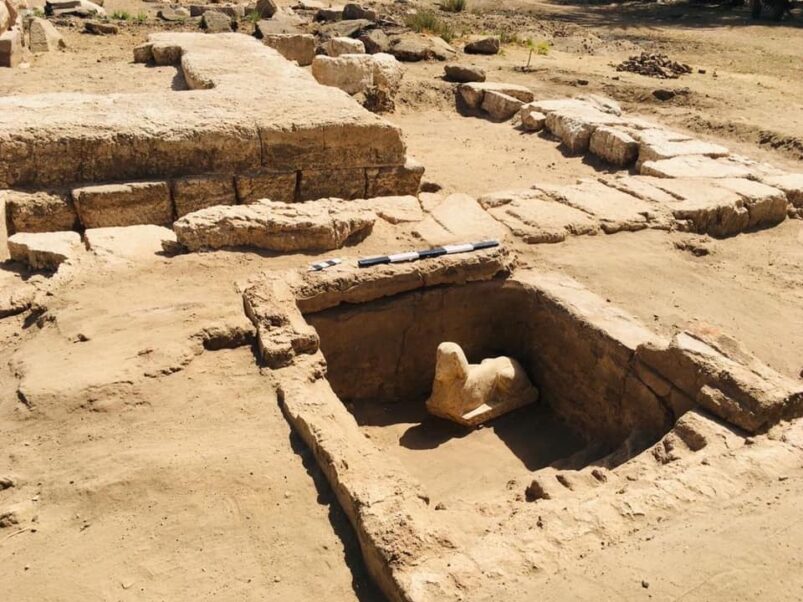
[653,88,675,101]
[342,3,376,21]
[464,36,500,55]
[519,105,546,132]
[359,28,390,54]
[84,20,118,35]
[642,580,650,589]
[324,36,365,56]
[255,0,277,18]
[201,10,232,33]
[443,63,485,83]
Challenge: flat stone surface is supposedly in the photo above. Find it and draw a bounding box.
[0,33,407,189]
[762,173,803,207]
[544,106,625,155]
[637,129,729,165]
[479,189,598,243]
[640,155,753,179]
[459,82,534,109]
[84,225,176,262]
[173,198,375,252]
[413,193,507,245]
[538,179,665,233]
[589,125,639,167]
[7,231,82,270]
[355,195,423,224]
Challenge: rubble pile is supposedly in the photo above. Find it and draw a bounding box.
[615,52,692,79]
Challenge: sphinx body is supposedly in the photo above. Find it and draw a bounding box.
[426,342,539,427]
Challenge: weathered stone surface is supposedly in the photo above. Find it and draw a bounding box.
[172,174,236,217]
[28,17,65,53]
[4,190,78,234]
[342,3,375,21]
[235,171,297,203]
[132,43,152,63]
[589,126,639,167]
[173,198,375,252]
[261,33,315,66]
[254,17,300,35]
[358,28,389,54]
[519,105,546,132]
[315,5,343,21]
[443,63,485,83]
[318,18,372,39]
[201,11,232,33]
[464,36,500,55]
[478,189,598,243]
[459,82,534,109]
[73,182,173,228]
[312,52,402,95]
[637,331,803,432]
[636,129,729,165]
[8,231,82,269]
[426,342,539,427]
[255,0,277,18]
[299,167,365,200]
[365,158,423,197]
[157,7,191,21]
[762,173,803,208]
[324,35,365,56]
[84,20,117,35]
[640,155,753,179]
[539,179,665,233]
[355,195,422,224]
[0,28,22,68]
[575,94,623,116]
[481,90,523,121]
[413,193,507,245]
[389,33,455,62]
[47,0,105,17]
[544,106,624,154]
[84,225,176,262]
[191,3,244,18]
[0,33,409,190]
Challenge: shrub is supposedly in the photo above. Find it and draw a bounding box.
[405,11,455,42]
[441,0,467,13]
[111,10,131,20]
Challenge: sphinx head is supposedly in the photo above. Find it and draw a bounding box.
[434,342,469,382]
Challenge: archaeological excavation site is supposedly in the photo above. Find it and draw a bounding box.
[1,0,802,599]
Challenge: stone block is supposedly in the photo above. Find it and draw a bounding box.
[589,126,639,167]
[443,64,485,83]
[762,173,803,208]
[324,36,365,56]
[201,10,232,33]
[311,54,373,95]
[413,193,507,245]
[464,36,500,55]
[481,90,523,121]
[84,225,176,262]
[0,28,22,68]
[28,17,66,53]
[73,182,173,228]
[8,231,82,270]
[458,82,534,109]
[519,105,546,132]
[365,158,424,197]
[235,171,297,204]
[261,33,315,66]
[640,155,754,179]
[172,174,237,217]
[4,190,78,233]
[299,167,365,200]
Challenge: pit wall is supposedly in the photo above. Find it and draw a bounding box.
[309,278,674,449]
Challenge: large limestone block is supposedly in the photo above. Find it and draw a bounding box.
[28,17,66,53]
[324,36,365,56]
[519,105,546,132]
[481,90,523,121]
[589,126,639,167]
[311,53,373,95]
[458,82,534,109]
[538,179,666,233]
[84,225,176,262]
[426,342,539,427]
[173,198,375,252]
[389,33,455,62]
[235,171,297,204]
[8,231,82,269]
[640,155,753,179]
[4,190,78,233]
[544,107,624,155]
[0,28,22,68]
[172,174,237,217]
[714,178,788,229]
[261,33,315,66]
[73,182,173,228]
[299,167,365,200]
[636,129,729,166]
[762,173,803,208]
[365,158,423,197]
[478,189,598,243]
[370,52,403,93]
[354,195,422,224]
[201,10,232,33]
[413,193,507,245]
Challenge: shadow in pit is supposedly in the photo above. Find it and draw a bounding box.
[350,396,588,472]
[288,430,386,602]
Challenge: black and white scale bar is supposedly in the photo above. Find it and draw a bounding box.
[358,240,499,268]
[308,258,342,272]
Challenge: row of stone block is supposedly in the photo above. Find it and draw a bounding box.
[3,161,424,234]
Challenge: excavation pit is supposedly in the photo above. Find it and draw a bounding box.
[244,247,803,601]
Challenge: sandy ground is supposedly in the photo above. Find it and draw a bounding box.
[1,1,803,599]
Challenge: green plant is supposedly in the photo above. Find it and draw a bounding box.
[111,9,132,20]
[404,11,455,42]
[31,6,45,17]
[134,11,147,24]
[441,0,467,13]
[246,9,261,24]
[534,39,550,56]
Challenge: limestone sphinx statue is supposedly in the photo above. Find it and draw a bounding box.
[426,342,539,427]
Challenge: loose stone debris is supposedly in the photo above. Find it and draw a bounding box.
[615,52,693,79]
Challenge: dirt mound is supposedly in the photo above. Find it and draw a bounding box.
[615,52,692,79]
